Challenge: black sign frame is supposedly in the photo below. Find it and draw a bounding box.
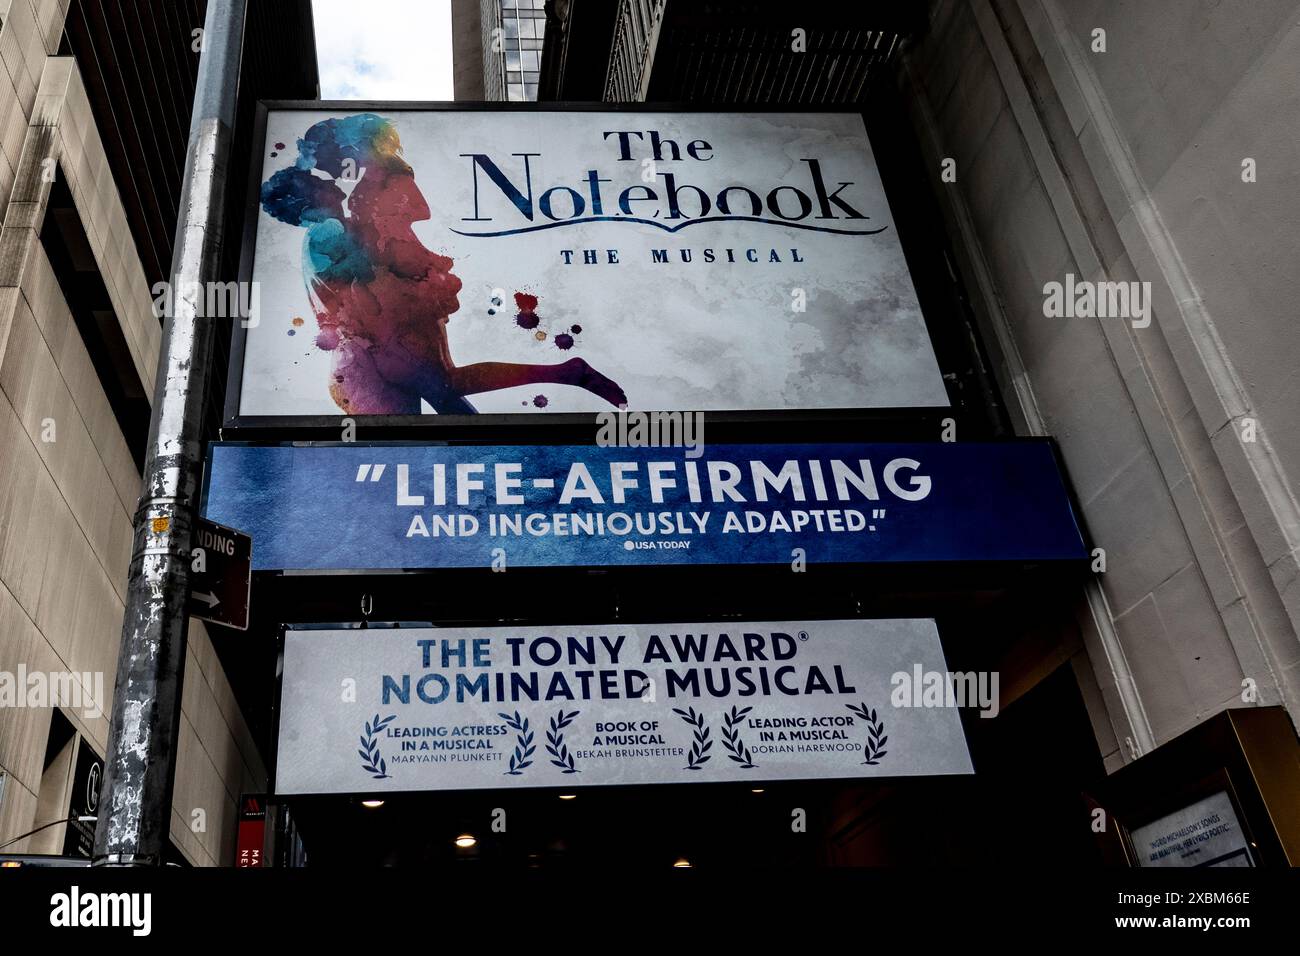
[222,99,998,442]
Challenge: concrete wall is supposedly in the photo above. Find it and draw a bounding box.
[0,1,265,865]
[451,0,486,99]
[903,0,1300,764]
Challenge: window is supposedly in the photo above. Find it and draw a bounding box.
[29,711,77,855]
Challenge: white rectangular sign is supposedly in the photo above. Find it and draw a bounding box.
[1131,791,1254,867]
[242,109,947,416]
[275,619,973,794]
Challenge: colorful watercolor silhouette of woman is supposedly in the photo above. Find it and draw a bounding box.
[261,113,627,414]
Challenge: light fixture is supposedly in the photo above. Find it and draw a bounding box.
[672,857,692,868]
[750,788,765,794]
[558,794,577,801]
[360,799,384,809]
[455,833,477,848]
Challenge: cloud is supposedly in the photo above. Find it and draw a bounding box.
[313,0,454,100]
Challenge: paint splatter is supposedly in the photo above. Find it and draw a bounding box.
[534,330,546,341]
[570,324,582,334]
[532,395,549,408]
[292,316,304,327]
[275,142,285,150]
[554,333,574,350]
[514,292,540,330]
[287,328,296,336]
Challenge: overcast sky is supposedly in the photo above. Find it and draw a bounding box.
[312,0,454,100]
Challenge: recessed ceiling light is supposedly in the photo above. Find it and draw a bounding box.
[361,799,384,808]
[455,833,477,848]
[672,857,692,868]
[558,794,577,800]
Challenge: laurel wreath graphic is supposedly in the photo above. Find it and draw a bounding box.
[721,705,758,769]
[845,703,888,765]
[673,706,713,770]
[500,710,536,776]
[547,708,581,773]
[358,713,396,779]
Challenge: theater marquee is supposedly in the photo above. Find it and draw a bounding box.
[274,619,973,795]
[235,106,947,420]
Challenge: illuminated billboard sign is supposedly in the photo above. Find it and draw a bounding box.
[275,618,973,795]
[201,440,1087,571]
[234,107,947,420]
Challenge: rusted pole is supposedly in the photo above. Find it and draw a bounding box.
[93,0,247,866]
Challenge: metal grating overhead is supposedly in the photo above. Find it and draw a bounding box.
[602,0,924,104]
[61,0,319,292]
[62,0,205,289]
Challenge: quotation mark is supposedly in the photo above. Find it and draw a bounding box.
[355,464,386,482]
[870,508,886,531]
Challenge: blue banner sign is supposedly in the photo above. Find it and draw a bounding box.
[201,442,1086,571]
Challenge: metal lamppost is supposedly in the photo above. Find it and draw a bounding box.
[93,0,248,866]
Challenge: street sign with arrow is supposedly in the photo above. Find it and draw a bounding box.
[189,517,252,631]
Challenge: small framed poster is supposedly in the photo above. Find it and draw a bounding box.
[1127,788,1255,867]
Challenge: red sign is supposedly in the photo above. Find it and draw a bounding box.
[236,794,266,868]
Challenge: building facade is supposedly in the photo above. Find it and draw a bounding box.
[453,0,548,101]
[908,0,1300,758]
[0,0,316,866]
[3,0,1294,871]
[526,0,1300,862]
[544,0,1300,767]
